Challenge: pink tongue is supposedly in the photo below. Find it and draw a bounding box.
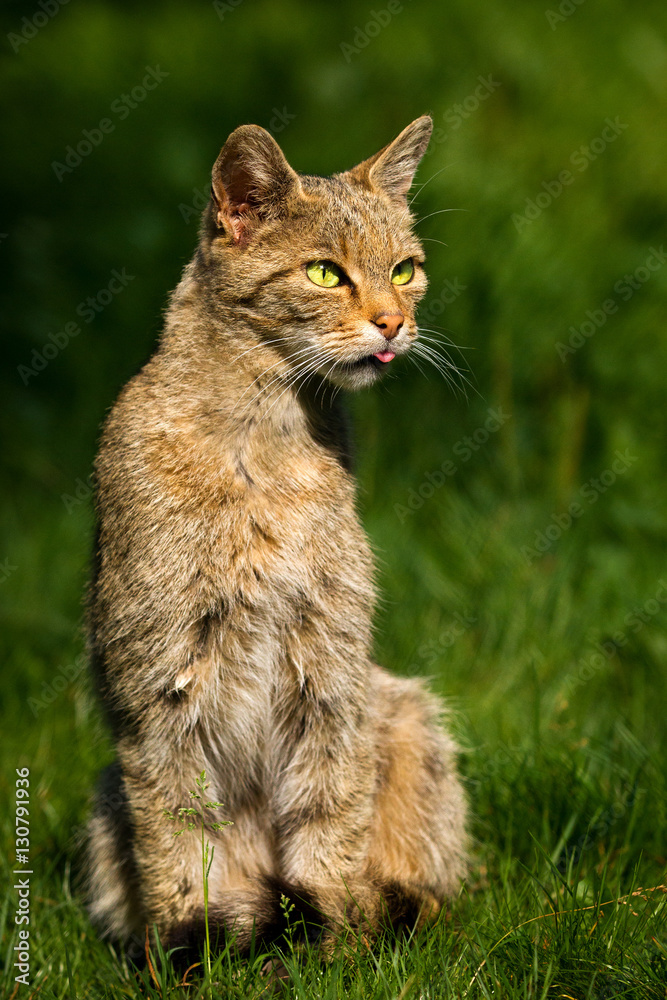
[374,351,395,363]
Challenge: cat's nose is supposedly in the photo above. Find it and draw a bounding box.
[373,313,404,341]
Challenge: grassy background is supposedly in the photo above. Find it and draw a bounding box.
[1,0,666,996]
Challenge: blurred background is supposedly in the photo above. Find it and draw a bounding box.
[1,0,666,943]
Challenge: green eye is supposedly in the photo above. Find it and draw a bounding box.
[391,258,414,285]
[306,260,344,288]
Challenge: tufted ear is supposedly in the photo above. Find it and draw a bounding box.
[344,115,433,204]
[211,124,302,244]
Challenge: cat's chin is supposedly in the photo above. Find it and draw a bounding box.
[319,355,390,391]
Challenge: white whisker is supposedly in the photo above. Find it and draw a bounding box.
[232,344,326,415]
[255,344,341,420]
[315,354,342,405]
[417,328,471,351]
[414,208,468,226]
[416,328,473,370]
[407,352,428,380]
[411,341,475,399]
[231,338,284,364]
[408,163,456,206]
[257,352,338,425]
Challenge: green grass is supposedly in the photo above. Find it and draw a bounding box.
[2,0,667,995]
[1,470,666,998]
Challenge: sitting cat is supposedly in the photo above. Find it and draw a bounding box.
[85,114,467,963]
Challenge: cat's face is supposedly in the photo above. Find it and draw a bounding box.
[203,117,432,391]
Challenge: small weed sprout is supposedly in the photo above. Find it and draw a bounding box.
[280,892,297,953]
[163,770,233,988]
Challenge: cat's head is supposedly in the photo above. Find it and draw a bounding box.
[201,116,432,391]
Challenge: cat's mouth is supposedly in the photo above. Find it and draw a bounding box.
[317,348,405,389]
[344,351,396,371]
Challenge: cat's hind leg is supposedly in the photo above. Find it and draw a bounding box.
[365,666,467,928]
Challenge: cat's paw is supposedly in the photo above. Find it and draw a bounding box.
[260,957,292,993]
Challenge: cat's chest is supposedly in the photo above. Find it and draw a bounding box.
[250,458,365,570]
[209,444,374,614]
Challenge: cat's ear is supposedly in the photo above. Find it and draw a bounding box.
[345,115,433,203]
[211,125,301,244]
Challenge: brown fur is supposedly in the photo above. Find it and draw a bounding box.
[85,115,467,960]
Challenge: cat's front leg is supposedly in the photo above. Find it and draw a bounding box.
[106,738,281,963]
[270,662,382,938]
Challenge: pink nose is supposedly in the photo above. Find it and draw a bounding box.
[373,313,404,341]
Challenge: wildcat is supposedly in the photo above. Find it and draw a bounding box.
[85,114,467,963]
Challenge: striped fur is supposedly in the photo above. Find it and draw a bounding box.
[85,116,467,960]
